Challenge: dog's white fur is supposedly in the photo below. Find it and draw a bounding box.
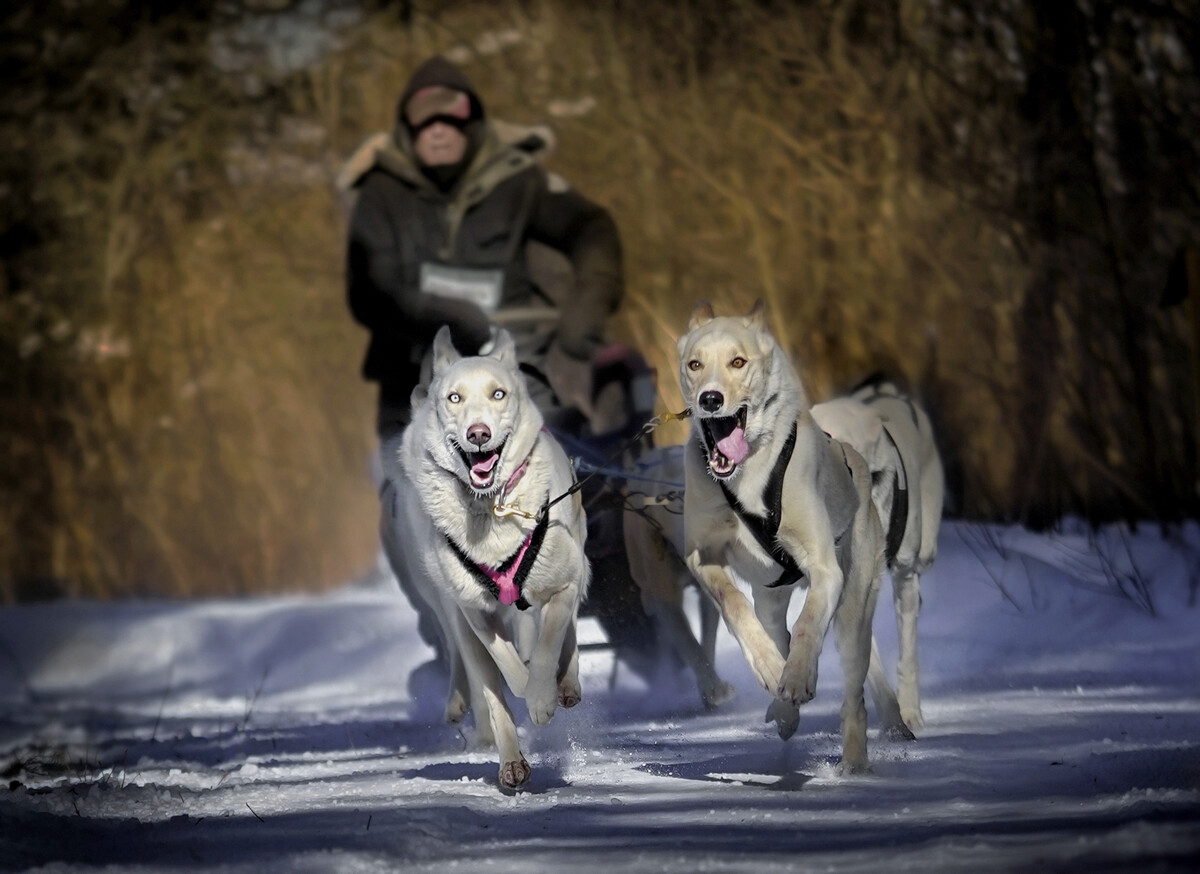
[622,446,735,710]
[677,302,895,772]
[394,327,589,790]
[812,381,944,730]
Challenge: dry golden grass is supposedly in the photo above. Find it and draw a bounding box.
[0,0,1194,599]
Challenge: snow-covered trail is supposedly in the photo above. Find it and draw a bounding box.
[1,521,1198,872]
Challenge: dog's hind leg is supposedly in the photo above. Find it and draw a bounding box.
[831,554,883,773]
[443,647,470,723]
[459,609,529,696]
[699,588,720,667]
[893,568,924,730]
[443,649,498,749]
[836,463,897,772]
[694,590,736,707]
[556,617,582,709]
[653,600,734,710]
[833,581,874,774]
[452,608,529,790]
[866,634,913,740]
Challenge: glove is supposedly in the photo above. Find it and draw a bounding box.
[478,325,500,356]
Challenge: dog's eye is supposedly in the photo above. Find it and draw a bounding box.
[731,356,747,369]
[448,392,461,404]
[687,359,702,372]
[492,388,506,401]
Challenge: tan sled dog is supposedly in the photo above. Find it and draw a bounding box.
[812,379,944,731]
[677,302,895,772]
[395,326,589,791]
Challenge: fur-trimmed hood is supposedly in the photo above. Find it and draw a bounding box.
[336,119,557,195]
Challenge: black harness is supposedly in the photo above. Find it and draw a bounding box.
[879,424,910,566]
[854,384,915,566]
[716,422,806,589]
[442,514,550,611]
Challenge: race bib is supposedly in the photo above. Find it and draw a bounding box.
[420,263,504,314]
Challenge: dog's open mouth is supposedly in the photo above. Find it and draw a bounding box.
[456,441,506,491]
[701,407,749,478]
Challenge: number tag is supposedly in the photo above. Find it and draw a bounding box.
[420,263,505,314]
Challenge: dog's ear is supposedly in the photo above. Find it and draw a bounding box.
[489,328,517,366]
[688,300,716,331]
[409,382,428,413]
[745,299,767,330]
[431,325,460,377]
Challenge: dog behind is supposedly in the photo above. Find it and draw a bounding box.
[622,445,735,710]
[812,378,944,731]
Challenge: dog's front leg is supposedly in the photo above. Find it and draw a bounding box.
[776,526,842,706]
[753,584,792,654]
[753,584,802,738]
[450,607,529,790]
[525,586,575,725]
[687,548,784,695]
[781,565,839,704]
[461,607,530,696]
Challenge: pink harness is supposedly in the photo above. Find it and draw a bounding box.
[477,459,531,605]
[444,431,553,610]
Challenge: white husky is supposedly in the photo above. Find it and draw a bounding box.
[677,302,898,773]
[394,326,589,791]
[811,379,944,731]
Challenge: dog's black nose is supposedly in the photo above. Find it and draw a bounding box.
[699,390,723,413]
[467,423,491,446]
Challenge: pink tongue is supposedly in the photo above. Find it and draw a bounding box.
[472,453,499,478]
[716,427,749,464]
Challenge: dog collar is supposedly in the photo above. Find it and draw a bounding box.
[501,458,528,500]
[489,428,550,522]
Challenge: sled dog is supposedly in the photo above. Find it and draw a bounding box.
[622,445,735,710]
[811,378,944,731]
[677,302,898,772]
[394,326,589,791]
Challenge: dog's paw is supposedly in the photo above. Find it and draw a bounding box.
[444,689,469,724]
[901,705,925,732]
[499,757,531,791]
[526,686,558,726]
[557,678,582,709]
[467,722,496,750]
[885,722,917,742]
[764,697,800,740]
[836,755,871,777]
[749,647,786,696]
[524,663,561,724]
[701,680,736,711]
[778,647,819,705]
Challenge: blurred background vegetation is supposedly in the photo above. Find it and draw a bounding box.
[2,0,1198,600]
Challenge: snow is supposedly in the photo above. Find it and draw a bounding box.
[2,520,1199,872]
